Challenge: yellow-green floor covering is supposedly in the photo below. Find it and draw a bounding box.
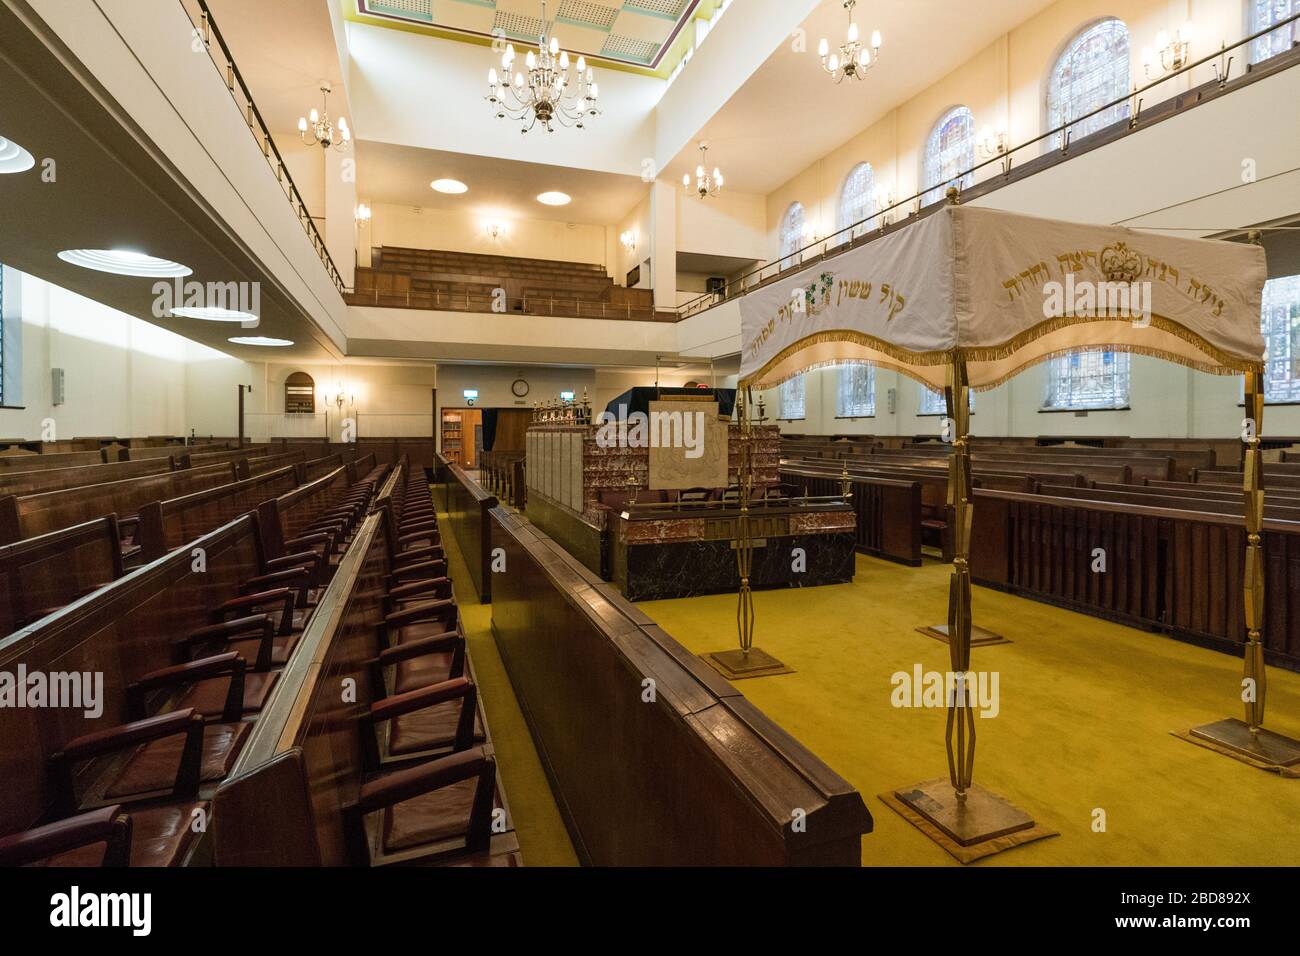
[644,553,1300,866]
[440,489,1300,866]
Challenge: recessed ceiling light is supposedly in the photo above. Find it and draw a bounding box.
[431,179,468,194]
[57,249,191,278]
[170,306,258,323]
[0,136,35,174]
[228,335,293,347]
[537,191,571,206]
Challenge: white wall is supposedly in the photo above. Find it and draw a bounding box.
[369,203,611,269]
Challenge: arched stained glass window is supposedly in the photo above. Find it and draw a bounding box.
[1261,275,1300,403]
[921,106,975,207]
[837,163,875,239]
[836,364,875,417]
[1044,349,1131,410]
[1047,19,1131,150]
[779,202,806,266]
[1250,0,1300,65]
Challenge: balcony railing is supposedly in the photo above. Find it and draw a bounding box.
[674,11,1300,322]
[178,0,346,296]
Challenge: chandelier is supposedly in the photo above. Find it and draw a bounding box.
[818,0,882,83]
[683,142,723,199]
[486,1,600,133]
[1142,21,1193,78]
[298,83,350,151]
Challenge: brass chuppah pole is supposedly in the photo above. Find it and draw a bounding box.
[704,388,789,680]
[891,353,1038,849]
[1187,366,1300,768]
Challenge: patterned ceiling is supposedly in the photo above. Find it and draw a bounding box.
[353,0,702,69]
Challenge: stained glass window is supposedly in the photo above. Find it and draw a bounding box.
[1047,19,1131,150]
[779,202,806,266]
[1250,0,1299,64]
[1044,349,1131,409]
[780,374,806,420]
[919,385,974,415]
[921,106,975,206]
[837,163,875,239]
[1261,275,1300,403]
[836,364,874,417]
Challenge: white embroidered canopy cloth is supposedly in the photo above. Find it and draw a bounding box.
[738,205,1267,390]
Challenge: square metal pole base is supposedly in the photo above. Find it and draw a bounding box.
[1189,718,1300,769]
[894,778,1036,847]
[917,623,1011,647]
[703,647,791,680]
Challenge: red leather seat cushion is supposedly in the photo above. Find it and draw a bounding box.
[225,633,300,668]
[104,722,251,799]
[395,620,456,646]
[381,777,479,853]
[41,802,206,867]
[388,703,484,757]
[393,652,456,695]
[174,670,280,718]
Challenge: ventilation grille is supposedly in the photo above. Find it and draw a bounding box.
[494,10,547,41]
[362,0,434,22]
[601,33,661,63]
[556,0,619,31]
[622,0,690,18]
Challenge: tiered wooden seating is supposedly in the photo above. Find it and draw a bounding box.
[0,457,176,497]
[0,462,239,545]
[350,246,674,322]
[212,461,518,867]
[0,517,126,632]
[0,464,389,866]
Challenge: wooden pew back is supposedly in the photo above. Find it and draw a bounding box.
[0,463,239,543]
[0,516,263,835]
[0,458,174,498]
[0,517,125,634]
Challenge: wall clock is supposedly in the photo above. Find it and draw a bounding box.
[511,378,530,398]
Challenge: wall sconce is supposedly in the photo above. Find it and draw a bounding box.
[620,230,638,253]
[484,220,507,242]
[1143,21,1193,78]
[355,202,372,223]
[323,382,355,411]
[976,123,1007,159]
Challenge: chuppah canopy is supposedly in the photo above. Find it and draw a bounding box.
[739,204,1267,390]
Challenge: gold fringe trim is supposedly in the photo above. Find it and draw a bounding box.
[741,316,1263,391]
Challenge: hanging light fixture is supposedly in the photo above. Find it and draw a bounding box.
[486,1,600,133]
[818,0,882,84]
[298,83,350,151]
[683,142,723,199]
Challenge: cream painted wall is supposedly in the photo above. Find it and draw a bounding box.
[369,202,611,269]
[0,271,238,441]
[764,0,1265,262]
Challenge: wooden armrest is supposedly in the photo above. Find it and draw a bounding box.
[0,806,132,868]
[366,677,473,724]
[355,747,491,814]
[387,577,452,601]
[52,710,206,806]
[377,629,463,665]
[243,566,311,605]
[128,653,245,724]
[217,587,295,635]
[384,599,456,627]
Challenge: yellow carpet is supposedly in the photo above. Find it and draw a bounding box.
[641,553,1300,866]
[435,503,579,867]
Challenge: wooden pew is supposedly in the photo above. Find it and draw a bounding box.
[971,488,1300,671]
[780,465,922,565]
[0,515,265,851]
[0,457,175,498]
[0,517,125,633]
[0,463,239,544]
[211,509,519,867]
[136,467,301,562]
[0,450,105,470]
[443,462,498,603]
[489,506,873,864]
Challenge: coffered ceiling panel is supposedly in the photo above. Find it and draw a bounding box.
[353,0,700,68]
